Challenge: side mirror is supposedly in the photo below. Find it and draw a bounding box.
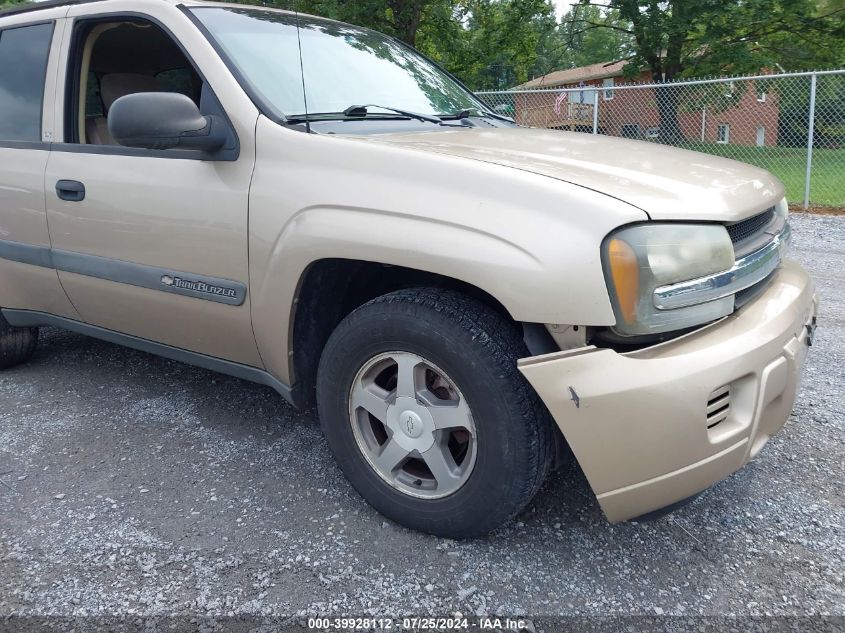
[108,92,227,152]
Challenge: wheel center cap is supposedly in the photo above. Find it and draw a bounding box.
[387,397,435,452]
[400,410,424,438]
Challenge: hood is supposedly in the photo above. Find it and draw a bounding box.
[358,127,785,222]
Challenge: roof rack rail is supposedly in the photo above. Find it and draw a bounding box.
[0,0,102,19]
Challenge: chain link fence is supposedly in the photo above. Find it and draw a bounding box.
[477,70,845,210]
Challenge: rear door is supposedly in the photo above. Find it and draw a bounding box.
[0,11,78,319]
[44,3,263,366]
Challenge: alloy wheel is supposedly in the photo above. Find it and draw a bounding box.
[348,351,477,499]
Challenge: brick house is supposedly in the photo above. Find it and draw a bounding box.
[512,61,780,147]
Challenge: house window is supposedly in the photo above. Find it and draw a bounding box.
[717,123,730,144]
[603,77,614,100]
[756,86,766,102]
[575,83,596,104]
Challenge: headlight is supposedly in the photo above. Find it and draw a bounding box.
[602,223,735,336]
[775,196,789,224]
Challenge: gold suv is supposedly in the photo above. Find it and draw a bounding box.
[0,0,817,537]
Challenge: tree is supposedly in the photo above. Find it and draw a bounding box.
[554,5,632,71]
[530,8,567,78]
[570,0,845,140]
[315,0,431,46]
[452,0,556,89]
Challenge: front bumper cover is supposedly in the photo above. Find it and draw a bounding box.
[519,259,817,522]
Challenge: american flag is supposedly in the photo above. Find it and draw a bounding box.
[554,91,568,115]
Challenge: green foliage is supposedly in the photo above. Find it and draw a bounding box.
[0,0,29,9]
[565,0,845,141]
[552,5,633,72]
[446,0,555,89]
[775,74,845,148]
[576,0,845,82]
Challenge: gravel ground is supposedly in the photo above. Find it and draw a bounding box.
[0,214,843,630]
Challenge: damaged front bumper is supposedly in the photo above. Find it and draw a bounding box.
[519,259,818,522]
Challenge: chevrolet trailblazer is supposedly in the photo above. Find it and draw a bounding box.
[0,0,817,537]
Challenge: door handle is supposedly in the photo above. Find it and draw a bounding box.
[56,180,85,202]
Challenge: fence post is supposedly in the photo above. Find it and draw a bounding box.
[592,90,599,134]
[804,73,817,210]
[700,106,706,142]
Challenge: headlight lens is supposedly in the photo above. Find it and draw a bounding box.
[603,223,735,336]
[776,196,789,224]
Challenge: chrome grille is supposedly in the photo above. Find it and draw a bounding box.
[706,386,731,429]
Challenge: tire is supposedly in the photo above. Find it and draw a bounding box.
[0,312,38,370]
[316,288,554,538]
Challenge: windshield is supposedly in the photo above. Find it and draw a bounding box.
[191,7,488,120]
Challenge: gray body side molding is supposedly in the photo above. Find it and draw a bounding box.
[2,309,294,404]
[0,239,246,306]
[0,239,53,268]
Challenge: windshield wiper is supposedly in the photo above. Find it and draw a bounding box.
[438,109,514,124]
[285,105,446,126]
[343,104,442,124]
[438,109,475,120]
[483,111,515,123]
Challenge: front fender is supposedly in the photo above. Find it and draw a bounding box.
[248,116,646,383]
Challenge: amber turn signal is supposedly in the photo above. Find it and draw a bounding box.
[607,238,639,325]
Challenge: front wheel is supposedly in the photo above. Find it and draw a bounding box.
[0,312,38,370]
[316,288,554,538]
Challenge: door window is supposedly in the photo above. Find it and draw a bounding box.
[68,19,203,146]
[156,67,198,100]
[0,22,54,142]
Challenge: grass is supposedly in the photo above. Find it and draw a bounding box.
[672,142,845,208]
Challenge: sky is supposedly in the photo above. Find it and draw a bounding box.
[554,0,609,21]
